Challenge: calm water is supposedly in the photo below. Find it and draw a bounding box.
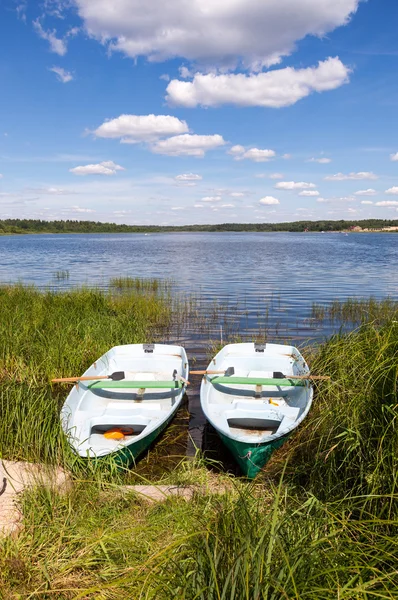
[1,231,397,338]
[1,231,397,459]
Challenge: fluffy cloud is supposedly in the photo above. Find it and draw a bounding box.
[230,192,245,197]
[221,204,235,208]
[259,196,280,205]
[151,134,225,157]
[202,196,222,202]
[354,189,377,196]
[375,201,398,206]
[69,160,125,175]
[275,181,316,190]
[229,146,276,162]
[361,201,373,205]
[166,58,350,108]
[72,0,359,70]
[49,66,73,83]
[269,173,284,179]
[175,173,202,181]
[308,157,331,163]
[93,114,189,143]
[228,145,245,156]
[385,187,398,195]
[324,171,378,181]
[299,190,320,196]
[390,152,398,161]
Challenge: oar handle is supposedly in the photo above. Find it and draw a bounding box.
[51,375,110,383]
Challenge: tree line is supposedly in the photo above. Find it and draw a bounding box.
[0,218,397,235]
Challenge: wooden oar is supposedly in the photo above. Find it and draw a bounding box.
[52,371,190,385]
[285,374,330,381]
[190,367,235,376]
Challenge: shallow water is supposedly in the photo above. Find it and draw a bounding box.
[1,231,397,466]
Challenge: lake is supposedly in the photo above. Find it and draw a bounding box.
[1,231,397,456]
[1,231,397,340]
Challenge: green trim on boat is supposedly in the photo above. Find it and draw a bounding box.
[88,380,183,389]
[219,432,289,478]
[210,376,305,387]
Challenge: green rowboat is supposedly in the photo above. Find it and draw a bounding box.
[200,342,313,478]
[60,343,189,465]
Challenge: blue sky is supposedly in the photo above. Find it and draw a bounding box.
[1,0,398,225]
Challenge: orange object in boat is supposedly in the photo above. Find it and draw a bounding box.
[103,427,134,440]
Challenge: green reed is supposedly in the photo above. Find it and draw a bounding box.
[1,293,397,598]
[109,277,172,294]
[0,284,172,468]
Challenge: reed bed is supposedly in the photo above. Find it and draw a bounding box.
[0,284,172,468]
[0,290,397,598]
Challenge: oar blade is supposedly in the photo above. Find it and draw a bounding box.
[109,371,125,381]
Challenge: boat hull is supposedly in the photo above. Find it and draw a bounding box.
[219,431,288,478]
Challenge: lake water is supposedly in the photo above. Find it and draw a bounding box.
[1,231,397,338]
[1,231,397,457]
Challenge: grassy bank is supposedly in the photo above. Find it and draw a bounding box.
[0,284,172,469]
[0,288,397,598]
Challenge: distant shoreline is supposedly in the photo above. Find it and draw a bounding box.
[1,218,398,236]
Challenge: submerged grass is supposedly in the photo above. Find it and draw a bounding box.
[0,289,397,598]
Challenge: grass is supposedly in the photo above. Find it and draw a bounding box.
[0,284,172,468]
[0,289,397,598]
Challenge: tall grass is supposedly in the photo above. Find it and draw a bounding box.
[0,284,172,467]
[0,292,397,598]
[284,320,398,511]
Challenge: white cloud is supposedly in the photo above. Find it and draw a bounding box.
[282,154,291,160]
[151,134,225,157]
[228,145,245,156]
[275,181,316,190]
[49,66,73,83]
[376,201,398,207]
[202,196,222,202]
[69,160,125,175]
[385,187,398,195]
[33,19,67,55]
[30,187,74,195]
[73,0,360,70]
[308,157,331,163]
[361,201,373,205]
[93,114,189,143]
[269,173,283,179]
[71,206,95,213]
[0,174,3,179]
[194,204,204,208]
[171,206,184,210]
[175,173,202,181]
[166,58,350,108]
[354,189,377,196]
[179,66,192,78]
[390,152,398,161]
[324,171,378,181]
[221,204,235,208]
[159,74,170,81]
[316,197,329,203]
[259,196,280,205]
[299,190,320,196]
[239,148,276,162]
[230,192,245,197]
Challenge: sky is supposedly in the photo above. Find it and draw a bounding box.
[1,0,398,226]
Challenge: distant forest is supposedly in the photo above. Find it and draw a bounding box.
[1,218,398,235]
